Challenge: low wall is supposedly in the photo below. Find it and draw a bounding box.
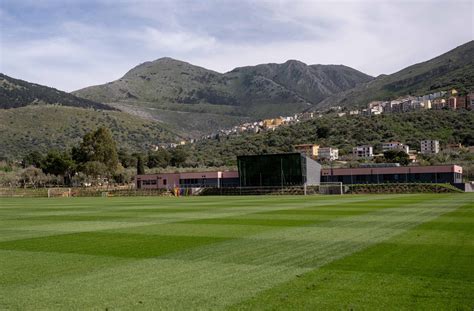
[200,186,320,196]
[0,187,169,198]
[347,183,462,194]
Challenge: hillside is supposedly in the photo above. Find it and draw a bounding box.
[73,58,372,135]
[318,41,474,108]
[230,61,372,104]
[0,73,113,110]
[0,105,179,159]
[182,110,474,167]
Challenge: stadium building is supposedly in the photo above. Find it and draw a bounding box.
[136,171,239,190]
[321,165,463,184]
[135,154,463,189]
[237,153,321,187]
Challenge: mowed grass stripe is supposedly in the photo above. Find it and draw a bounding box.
[163,195,469,268]
[0,194,471,310]
[0,232,230,258]
[0,195,407,256]
[229,200,474,310]
[0,194,403,244]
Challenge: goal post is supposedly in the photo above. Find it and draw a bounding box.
[318,182,344,195]
[47,188,71,198]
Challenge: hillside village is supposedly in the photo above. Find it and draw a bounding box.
[154,88,474,165]
[212,88,474,138]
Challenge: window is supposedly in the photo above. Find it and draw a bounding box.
[163,179,167,185]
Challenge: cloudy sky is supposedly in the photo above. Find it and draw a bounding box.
[1,0,473,92]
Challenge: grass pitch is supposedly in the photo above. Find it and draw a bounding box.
[0,194,472,310]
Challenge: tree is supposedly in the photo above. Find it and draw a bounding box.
[82,161,108,179]
[118,149,137,168]
[170,147,188,167]
[383,150,410,165]
[20,167,46,188]
[73,127,118,176]
[22,151,44,168]
[113,164,133,184]
[41,150,75,184]
[136,155,145,175]
[147,149,171,168]
[316,126,330,139]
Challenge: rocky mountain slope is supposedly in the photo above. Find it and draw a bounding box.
[318,40,474,108]
[73,58,372,135]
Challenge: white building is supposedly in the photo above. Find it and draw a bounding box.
[352,145,374,159]
[420,140,440,154]
[422,99,432,109]
[382,141,410,154]
[318,147,339,161]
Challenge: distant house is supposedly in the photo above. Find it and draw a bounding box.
[299,112,314,120]
[294,144,319,159]
[382,141,409,154]
[420,140,440,154]
[262,117,285,130]
[318,147,339,161]
[467,92,474,110]
[422,99,432,109]
[352,145,374,159]
[456,96,467,110]
[448,96,457,109]
[432,98,446,110]
[367,101,384,115]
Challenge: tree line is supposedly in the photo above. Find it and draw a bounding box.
[3,127,189,188]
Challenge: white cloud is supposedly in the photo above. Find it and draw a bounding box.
[130,27,218,53]
[1,0,472,91]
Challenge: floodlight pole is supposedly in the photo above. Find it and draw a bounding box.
[280,158,283,191]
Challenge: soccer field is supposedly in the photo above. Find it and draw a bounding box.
[0,194,473,310]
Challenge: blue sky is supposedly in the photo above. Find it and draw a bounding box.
[1,0,473,91]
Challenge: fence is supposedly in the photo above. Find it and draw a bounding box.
[347,183,462,194]
[0,187,169,198]
[0,183,462,198]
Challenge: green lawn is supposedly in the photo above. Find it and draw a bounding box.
[0,194,472,310]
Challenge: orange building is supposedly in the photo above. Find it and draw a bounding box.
[294,144,319,158]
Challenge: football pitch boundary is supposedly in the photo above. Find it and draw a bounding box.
[0,193,473,309]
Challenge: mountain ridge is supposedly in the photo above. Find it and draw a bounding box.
[72,58,372,134]
[0,73,114,111]
[318,40,474,108]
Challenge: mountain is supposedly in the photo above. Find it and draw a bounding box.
[73,58,372,135]
[230,60,372,104]
[318,41,474,109]
[0,74,179,159]
[0,73,114,110]
[0,105,178,159]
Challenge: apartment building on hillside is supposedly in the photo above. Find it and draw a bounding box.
[420,140,440,154]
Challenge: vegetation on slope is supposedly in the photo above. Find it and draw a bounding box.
[0,73,113,110]
[73,58,372,134]
[182,110,474,167]
[0,105,178,159]
[318,40,474,108]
